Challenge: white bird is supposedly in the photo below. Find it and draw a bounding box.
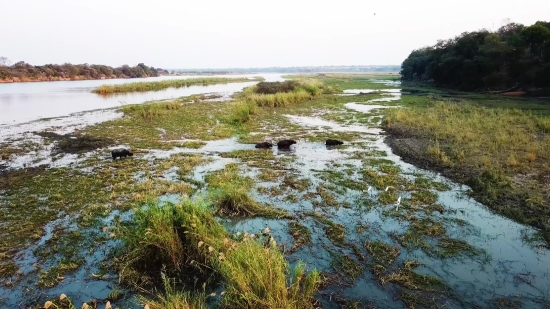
[395,196,402,211]
[385,186,394,192]
[363,186,373,193]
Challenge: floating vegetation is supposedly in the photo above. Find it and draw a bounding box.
[288,221,312,252]
[381,260,447,293]
[330,253,363,284]
[365,241,400,266]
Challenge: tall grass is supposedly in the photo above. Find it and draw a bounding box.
[116,198,320,308]
[384,98,550,243]
[227,100,257,124]
[385,101,550,167]
[205,163,290,218]
[117,199,227,286]
[218,240,321,308]
[92,77,263,94]
[236,79,336,108]
[139,274,207,309]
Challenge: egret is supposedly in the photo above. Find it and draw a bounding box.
[385,186,394,192]
[395,196,402,211]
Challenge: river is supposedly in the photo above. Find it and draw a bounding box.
[0,73,284,126]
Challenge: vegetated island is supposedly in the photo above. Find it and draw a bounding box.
[0,59,169,83]
[91,76,265,95]
[400,20,550,96]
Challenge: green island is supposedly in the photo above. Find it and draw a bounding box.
[91,77,265,95]
[1,20,550,309]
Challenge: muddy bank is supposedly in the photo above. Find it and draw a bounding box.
[384,123,550,246]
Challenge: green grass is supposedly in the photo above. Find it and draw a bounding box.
[236,79,337,108]
[139,274,208,309]
[92,77,263,94]
[205,163,291,218]
[385,97,550,244]
[117,199,321,308]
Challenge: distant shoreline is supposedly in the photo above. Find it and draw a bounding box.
[0,75,164,84]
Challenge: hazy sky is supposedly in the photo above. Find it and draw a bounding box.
[2,0,549,68]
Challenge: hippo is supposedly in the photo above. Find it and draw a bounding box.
[277,139,297,149]
[326,139,344,146]
[111,148,133,160]
[255,142,273,149]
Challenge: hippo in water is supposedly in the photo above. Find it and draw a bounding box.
[326,139,344,146]
[277,139,297,149]
[255,142,273,149]
[111,148,133,160]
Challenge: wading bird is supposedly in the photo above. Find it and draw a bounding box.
[395,196,401,211]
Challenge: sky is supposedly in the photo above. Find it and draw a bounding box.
[2,0,549,69]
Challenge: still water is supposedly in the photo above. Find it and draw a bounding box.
[0,73,284,126]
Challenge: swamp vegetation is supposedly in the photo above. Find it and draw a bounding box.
[1,74,550,308]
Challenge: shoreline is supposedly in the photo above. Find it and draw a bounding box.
[0,74,167,84]
[383,123,549,246]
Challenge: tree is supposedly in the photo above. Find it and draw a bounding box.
[521,25,550,58]
[0,57,10,66]
[401,20,550,91]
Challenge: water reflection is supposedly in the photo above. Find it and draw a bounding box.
[0,73,284,126]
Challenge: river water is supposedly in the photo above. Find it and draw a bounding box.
[0,73,284,126]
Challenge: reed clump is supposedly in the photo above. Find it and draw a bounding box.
[92,77,263,94]
[116,198,321,308]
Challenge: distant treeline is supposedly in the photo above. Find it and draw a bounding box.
[170,65,400,74]
[401,21,550,92]
[0,60,169,83]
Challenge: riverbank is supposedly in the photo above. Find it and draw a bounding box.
[383,94,550,245]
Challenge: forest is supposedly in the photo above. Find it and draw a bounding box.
[0,59,167,82]
[400,21,550,93]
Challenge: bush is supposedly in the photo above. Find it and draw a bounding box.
[255,81,299,94]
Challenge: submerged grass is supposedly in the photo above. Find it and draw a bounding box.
[92,77,263,94]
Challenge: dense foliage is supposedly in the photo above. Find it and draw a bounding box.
[0,60,167,81]
[401,21,550,91]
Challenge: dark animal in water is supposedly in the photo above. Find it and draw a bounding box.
[255,142,273,149]
[277,139,297,149]
[111,148,133,160]
[326,139,344,146]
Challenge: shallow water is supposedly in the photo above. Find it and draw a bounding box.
[0,73,284,126]
[2,80,550,308]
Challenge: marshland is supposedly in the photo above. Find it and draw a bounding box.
[1,69,550,309]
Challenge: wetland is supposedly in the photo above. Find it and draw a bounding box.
[1,73,550,308]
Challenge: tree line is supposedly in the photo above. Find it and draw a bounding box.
[400,21,550,92]
[171,65,401,74]
[0,58,168,82]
